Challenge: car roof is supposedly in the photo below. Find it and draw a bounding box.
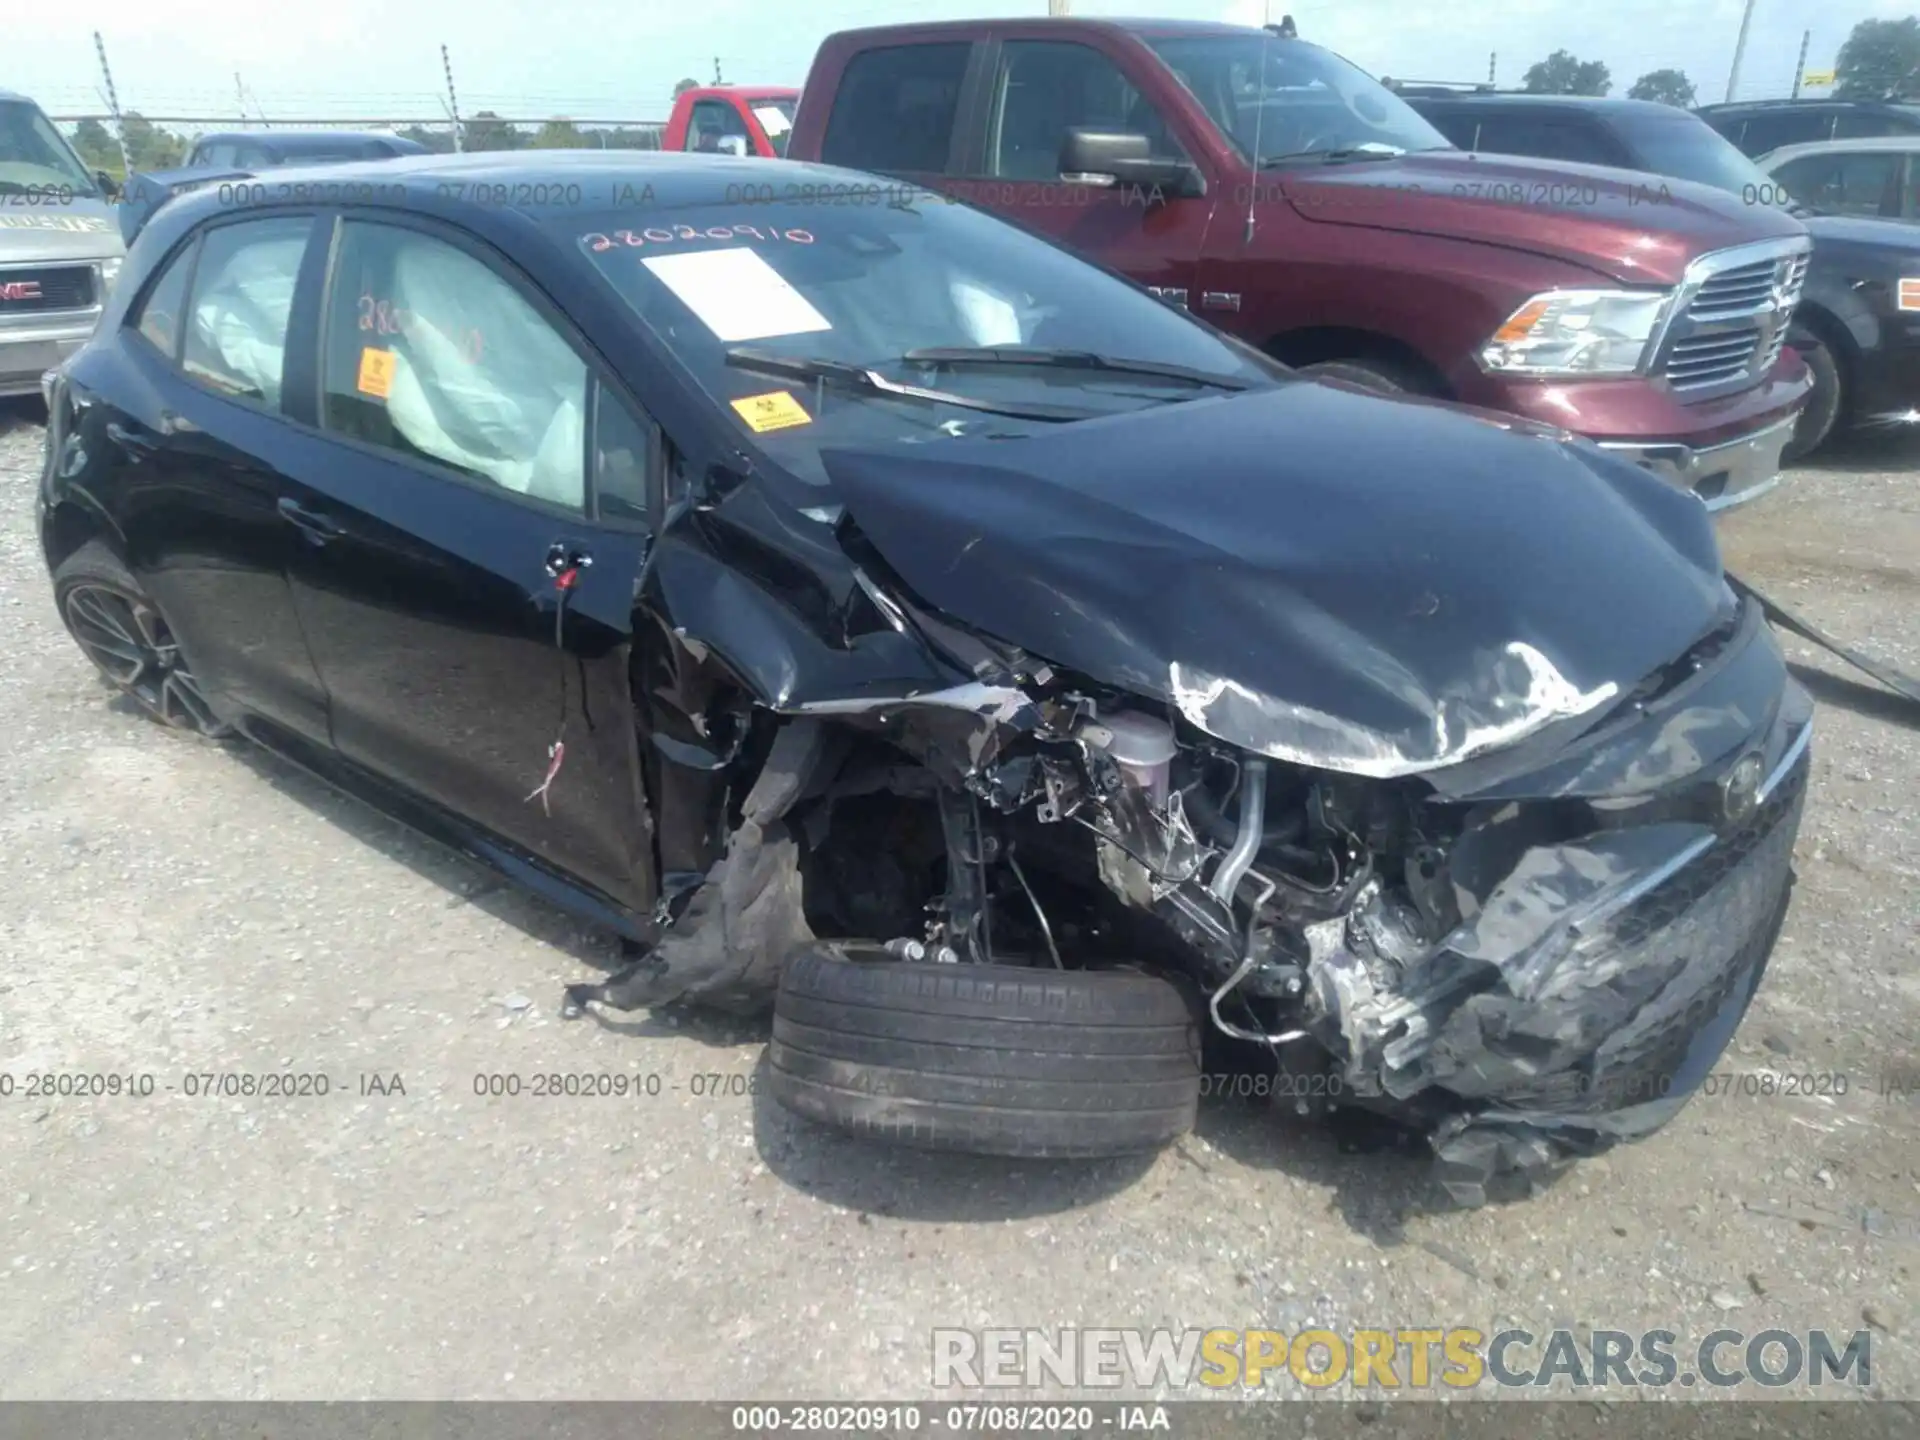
[1761,135,1920,163]
[164,150,879,221]
[1405,94,1690,121]
[686,86,799,100]
[1697,98,1920,115]
[194,129,413,146]
[0,88,37,105]
[829,16,1271,40]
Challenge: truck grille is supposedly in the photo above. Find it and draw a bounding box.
[0,265,96,314]
[1655,245,1809,396]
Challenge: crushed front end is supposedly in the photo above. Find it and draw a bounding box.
[868,588,1812,1203]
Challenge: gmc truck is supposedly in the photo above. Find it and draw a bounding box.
[787,18,1814,510]
[0,88,125,399]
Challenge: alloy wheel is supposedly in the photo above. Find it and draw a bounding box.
[61,582,226,736]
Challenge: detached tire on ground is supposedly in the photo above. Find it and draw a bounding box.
[768,944,1202,1158]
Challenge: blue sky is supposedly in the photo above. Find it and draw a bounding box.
[8,0,1916,129]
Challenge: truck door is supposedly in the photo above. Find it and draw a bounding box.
[948,37,1217,312]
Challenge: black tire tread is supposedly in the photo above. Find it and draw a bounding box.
[767,944,1201,1159]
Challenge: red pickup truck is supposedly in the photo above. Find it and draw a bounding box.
[662,85,800,158]
[788,18,1814,510]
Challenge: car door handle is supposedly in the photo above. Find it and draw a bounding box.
[277,497,345,544]
[544,542,593,579]
[105,420,159,458]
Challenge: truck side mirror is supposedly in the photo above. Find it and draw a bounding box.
[1059,129,1204,199]
[95,170,121,200]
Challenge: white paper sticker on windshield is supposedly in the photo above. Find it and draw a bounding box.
[753,105,792,137]
[641,247,830,342]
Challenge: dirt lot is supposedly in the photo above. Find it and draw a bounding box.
[0,396,1915,1402]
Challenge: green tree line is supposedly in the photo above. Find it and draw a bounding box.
[1519,13,1920,104]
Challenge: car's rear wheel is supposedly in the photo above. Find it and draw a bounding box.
[1783,328,1844,462]
[53,541,231,739]
[767,942,1202,1158]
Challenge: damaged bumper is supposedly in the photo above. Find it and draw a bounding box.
[1312,668,1813,1205]
[1596,414,1795,514]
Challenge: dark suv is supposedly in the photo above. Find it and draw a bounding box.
[1697,99,1920,158]
[182,130,429,169]
[1409,91,1920,457]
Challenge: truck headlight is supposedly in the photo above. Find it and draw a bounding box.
[98,256,123,297]
[1479,289,1671,377]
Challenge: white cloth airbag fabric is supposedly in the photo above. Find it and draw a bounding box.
[381,239,586,505]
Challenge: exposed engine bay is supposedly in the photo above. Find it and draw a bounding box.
[571,559,1810,1205]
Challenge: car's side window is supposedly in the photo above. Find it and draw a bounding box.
[592,380,651,525]
[177,216,313,407]
[320,220,589,513]
[1740,110,1832,156]
[688,100,749,155]
[1833,112,1913,140]
[1473,115,1617,167]
[132,238,198,361]
[819,43,971,175]
[988,40,1188,180]
[199,142,236,168]
[1423,110,1481,151]
[1775,152,1901,217]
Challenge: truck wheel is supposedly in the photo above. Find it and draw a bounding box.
[768,943,1202,1158]
[1784,330,1843,462]
[1297,358,1425,396]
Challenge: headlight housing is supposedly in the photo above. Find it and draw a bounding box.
[98,256,124,297]
[1479,289,1671,377]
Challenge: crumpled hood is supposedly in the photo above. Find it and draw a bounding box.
[1279,151,1808,286]
[822,381,1731,778]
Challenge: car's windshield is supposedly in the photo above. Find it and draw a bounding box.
[567,193,1281,484]
[1146,35,1452,163]
[752,100,796,157]
[0,101,101,197]
[1617,111,1795,207]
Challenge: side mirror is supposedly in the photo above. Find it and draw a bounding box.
[1059,129,1204,198]
[95,170,120,200]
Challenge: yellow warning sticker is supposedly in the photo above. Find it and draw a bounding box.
[357,347,396,399]
[730,390,812,432]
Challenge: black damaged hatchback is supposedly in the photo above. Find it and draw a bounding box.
[40,152,1812,1204]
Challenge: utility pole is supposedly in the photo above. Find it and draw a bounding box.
[442,44,463,152]
[1724,0,1758,103]
[1048,0,1070,14]
[713,56,724,85]
[1489,52,1497,86]
[1790,30,1811,99]
[92,32,133,176]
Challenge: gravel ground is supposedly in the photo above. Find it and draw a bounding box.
[0,396,1915,1403]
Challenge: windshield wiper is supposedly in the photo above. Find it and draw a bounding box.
[724,347,1092,423]
[901,346,1249,391]
[1258,144,1407,168]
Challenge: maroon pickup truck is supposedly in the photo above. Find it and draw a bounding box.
[788,17,1814,510]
